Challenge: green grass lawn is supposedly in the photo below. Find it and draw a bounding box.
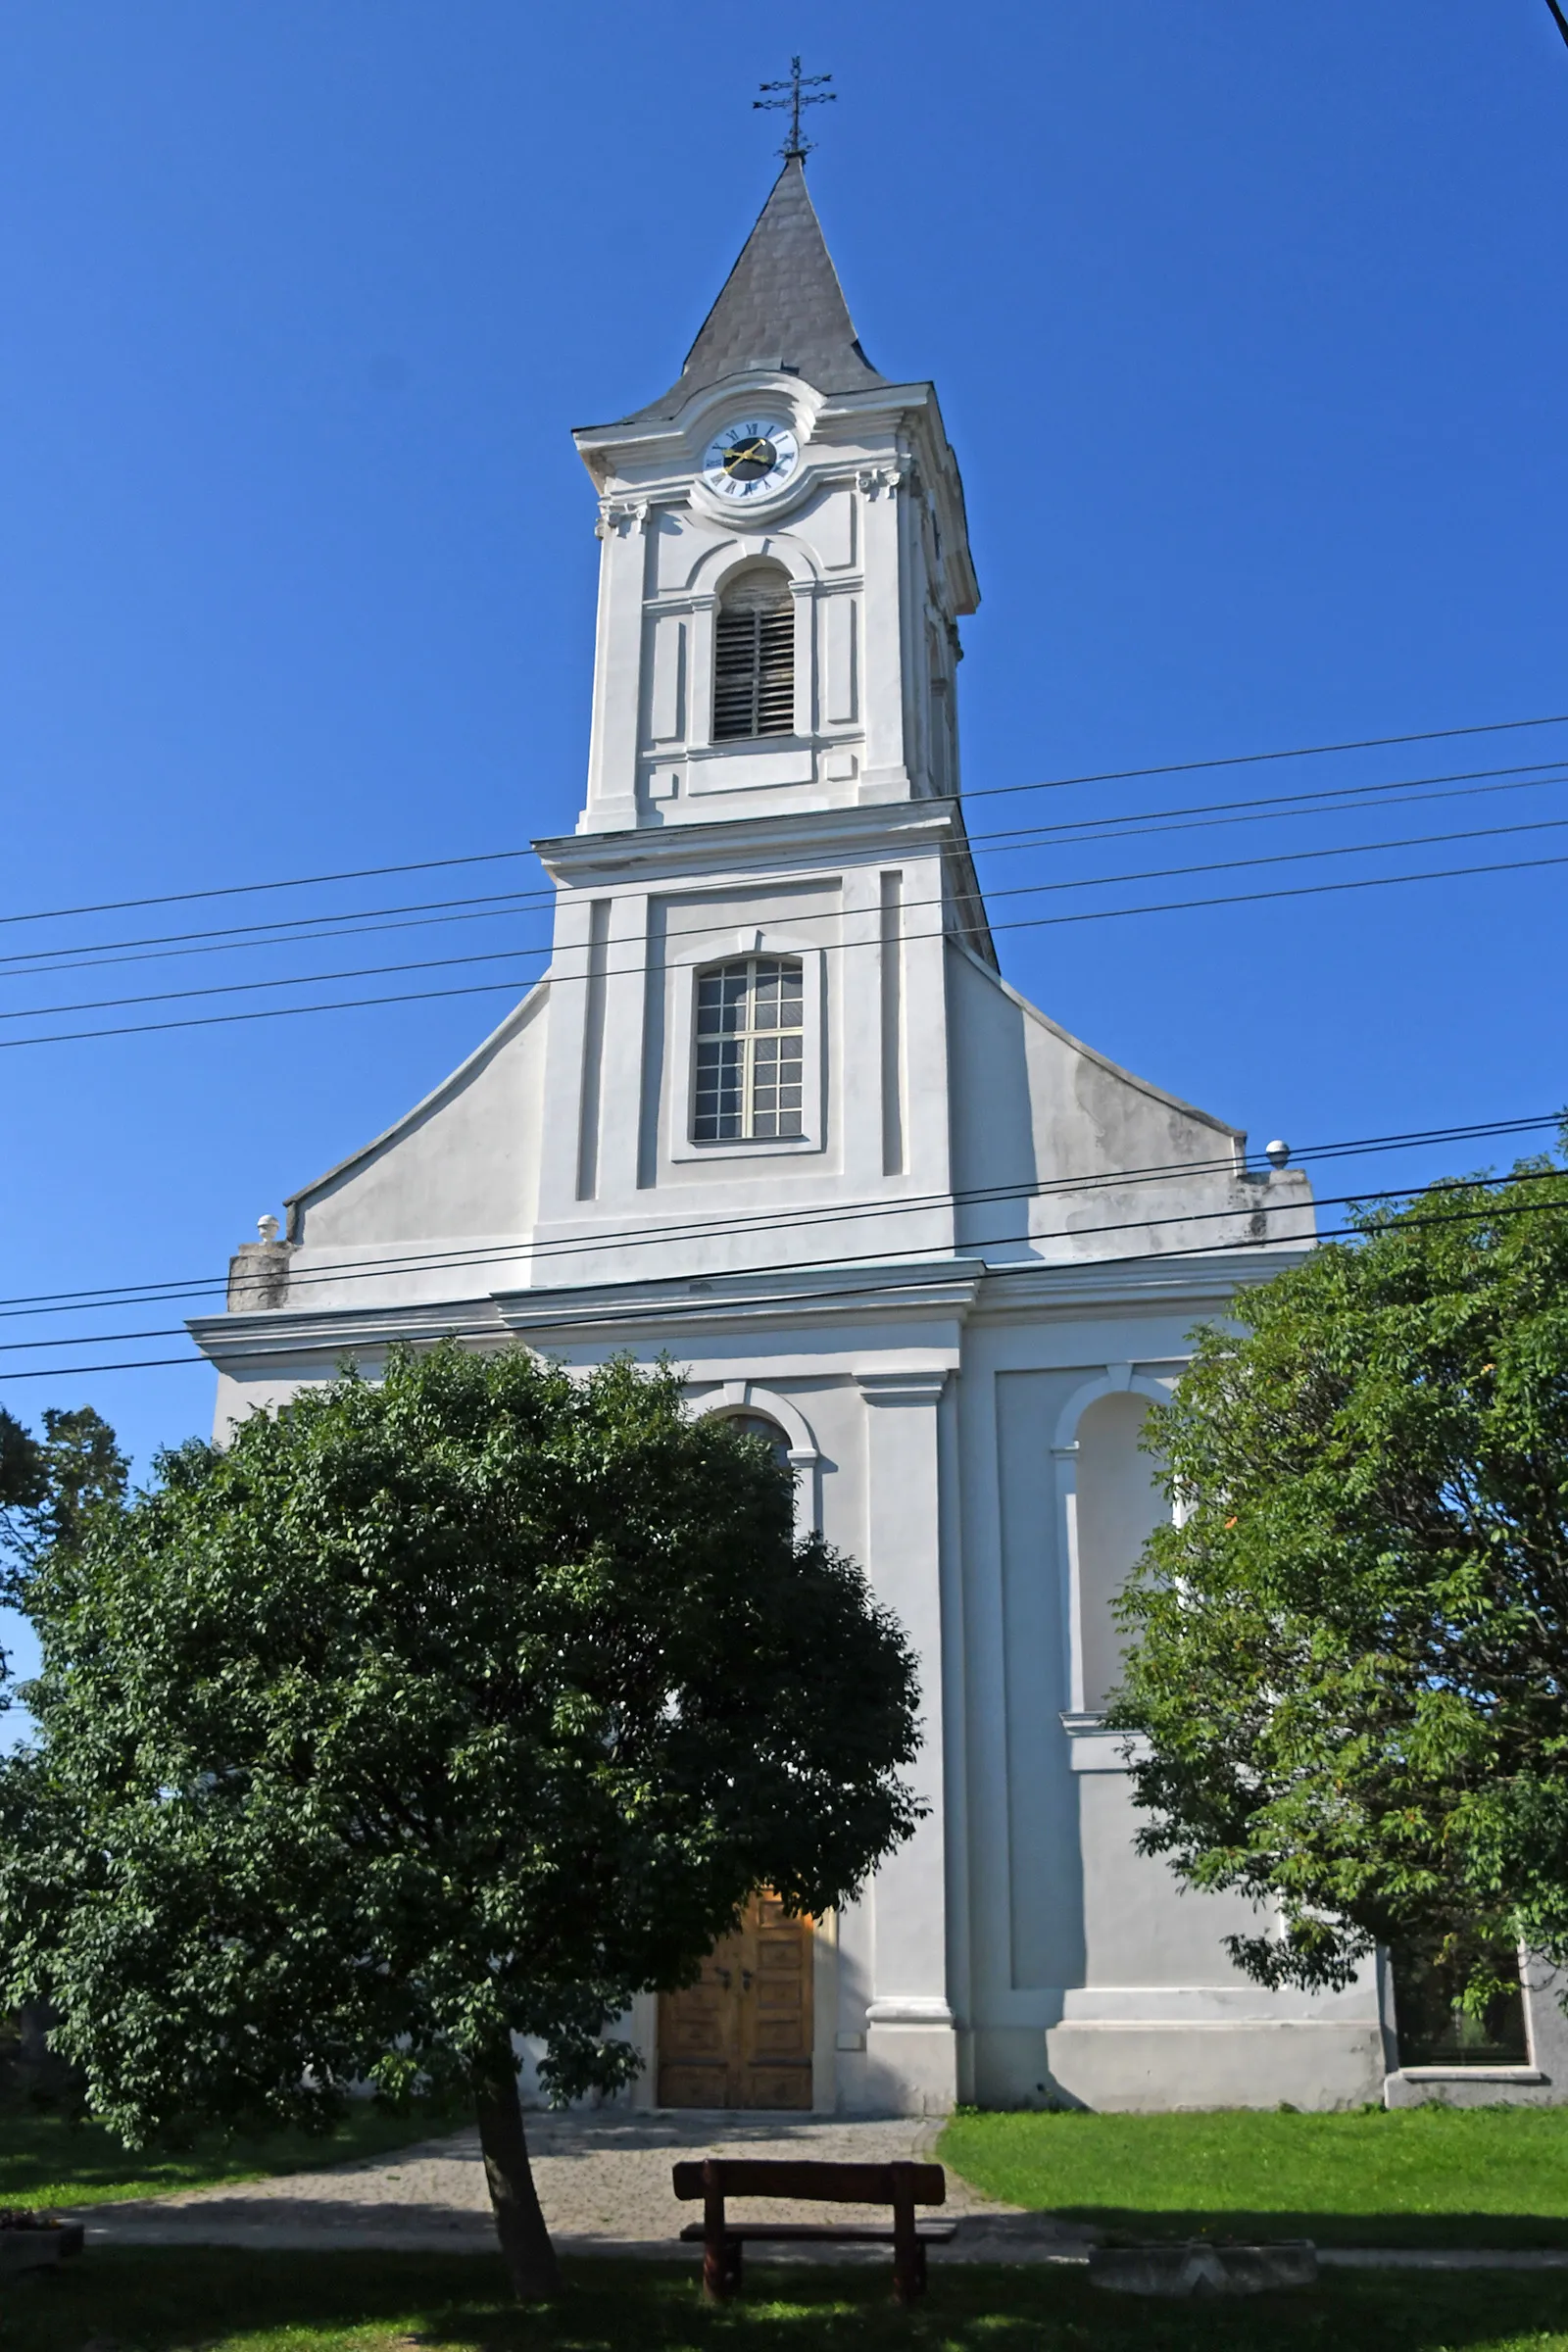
[0,2095,460,2209]
[2,2250,1568,2351]
[940,2105,1568,2247]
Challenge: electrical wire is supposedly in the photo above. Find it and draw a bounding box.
[4,1164,1564,1386]
[4,755,1565,988]
[0,1116,1559,1376]
[0,1110,1554,1331]
[6,804,1568,1031]
[6,709,1568,936]
[3,834,1567,1053]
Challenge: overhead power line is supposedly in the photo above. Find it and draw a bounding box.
[0,1111,1557,1355]
[3,805,1566,1030]
[2,755,1563,988]
[3,835,1567,1054]
[5,709,1567,935]
[3,1157,1564,1386]
[0,1110,1554,1329]
[956,710,1568,806]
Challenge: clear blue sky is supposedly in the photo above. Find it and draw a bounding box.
[1,0,1565,1548]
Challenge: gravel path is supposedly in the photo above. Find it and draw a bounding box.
[76,2111,1077,2263]
[74,2112,1568,2271]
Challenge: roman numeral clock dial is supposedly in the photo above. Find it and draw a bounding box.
[702,417,800,503]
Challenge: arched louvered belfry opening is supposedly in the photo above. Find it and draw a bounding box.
[713,564,794,741]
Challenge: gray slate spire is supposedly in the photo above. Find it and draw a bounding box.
[625,157,888,422]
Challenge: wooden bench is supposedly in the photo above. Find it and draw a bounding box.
[671,2157,954,2302]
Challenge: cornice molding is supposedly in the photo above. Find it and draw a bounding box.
[971,1246,1313,1318]
[855,1367,950,1407]
[534,797,962,887]
[188,1298,505,1367]
[494,1257,986,1341]
[188,1249,1307,1375]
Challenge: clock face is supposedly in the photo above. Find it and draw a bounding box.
[702,417,800,504]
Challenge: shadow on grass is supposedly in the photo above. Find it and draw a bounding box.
[0,2094,465,2208]
[1061,2206,1568,2250]
[7,2252,1568,2352]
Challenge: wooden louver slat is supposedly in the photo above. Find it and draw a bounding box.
[713,605,794,741]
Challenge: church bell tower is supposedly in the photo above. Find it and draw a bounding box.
[570,155,979,834]
[523,151,995,1283]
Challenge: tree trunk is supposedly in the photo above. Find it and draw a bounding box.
[472,2046,561,2302]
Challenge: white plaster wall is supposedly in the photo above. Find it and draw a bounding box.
[956,1313,1383,2113]
[291,987,550,1250]
[945,945,1315,1263]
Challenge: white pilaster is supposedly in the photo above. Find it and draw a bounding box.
[851,1365,957,2114]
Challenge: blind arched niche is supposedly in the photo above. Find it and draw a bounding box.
[1074,1391,1168,1713]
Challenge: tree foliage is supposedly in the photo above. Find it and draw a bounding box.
[0,1344,921,2297]
[0,1404,126,1695]
[0,1411,43,1517]
[1107,1153,1568,2005]
[0,1403,127,1577]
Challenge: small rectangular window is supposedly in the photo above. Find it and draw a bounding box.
[1392,1933,1529,2068]
[693,956,805,1143]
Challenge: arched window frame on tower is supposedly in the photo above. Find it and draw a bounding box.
[666,930,826,1165]
[711,563,797,743]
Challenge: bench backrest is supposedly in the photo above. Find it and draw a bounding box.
[671,2159,945,2207]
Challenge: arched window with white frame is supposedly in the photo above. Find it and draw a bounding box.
[714,1410,793,1469]
[693,956,805,1143]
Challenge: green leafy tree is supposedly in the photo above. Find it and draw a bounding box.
[0,1404,127,1576]
[1108,1152,1568,2023]
[0,1410,43,1518]
[0,1345,920,2301]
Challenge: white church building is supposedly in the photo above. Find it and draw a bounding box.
[196,158,1552,2116]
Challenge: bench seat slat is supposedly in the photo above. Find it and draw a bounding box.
[679,2221,956,2245]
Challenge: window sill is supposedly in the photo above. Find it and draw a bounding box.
[669,1131,825,1165]
[1392,2066,1544,2084]
[1060,1713,1150,1774]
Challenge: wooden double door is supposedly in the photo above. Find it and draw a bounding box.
[657,1892,814,2109]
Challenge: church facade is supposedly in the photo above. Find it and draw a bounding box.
[196,160,1440,2115]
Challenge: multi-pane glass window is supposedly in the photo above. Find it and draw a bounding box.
[693,956,805,1143]
[713,569,794,741]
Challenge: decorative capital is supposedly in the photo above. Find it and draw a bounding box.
[856,465,903,500]
[595,498,650,540]
[856,1366,949,1408]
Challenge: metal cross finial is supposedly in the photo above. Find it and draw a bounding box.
[754,57,836,160]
